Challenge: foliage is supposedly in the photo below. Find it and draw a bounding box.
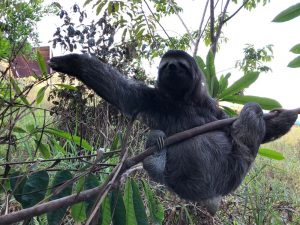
[0,0,57,59]
[273,3,300,68]
[236,44,273,73]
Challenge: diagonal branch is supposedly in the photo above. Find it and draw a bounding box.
[0,108,299,224]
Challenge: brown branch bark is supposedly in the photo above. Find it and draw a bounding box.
[1,108,299,224]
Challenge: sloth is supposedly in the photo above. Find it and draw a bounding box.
[49,50,297,214]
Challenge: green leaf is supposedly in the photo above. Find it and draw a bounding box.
[51,140,66,155]
[221,106,237,117]
[45,128,93,151]
[206,50,219,97]
[142,180,164,225]
[288,55,300,68]
[195,55,209,84]
[96,0,108,15]
[55,83,77,91]
[22,171,49,208]
[37,50,48,76]
[131,180,149,225]
[10,77,29,105]
[84,174,100,215]
[9,172,28,204]
[71,203,86,223]
[272,3,300,22]
[124,179,137,225]
[13,126,27,133]
[111,131,122,151]
[218,73,231,96]
[47,171,73,225]
[84,0,93,7]
[219,72,260,99]
[290,43,300,54]
[258,148,285,160]
[26,124,35,133]
[35,140,51,159]
[110,189,126,225]
[222,95,282,110]
[101,196,112,225]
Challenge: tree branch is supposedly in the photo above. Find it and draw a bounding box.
[193,0,210,57]
[1,108,299,224]
[223,0,250,24]
[211,0,230,55]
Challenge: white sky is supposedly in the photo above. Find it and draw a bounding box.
[37,0,300,110]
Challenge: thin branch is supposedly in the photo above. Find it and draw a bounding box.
[168,0,195,46]
[1,108,300,224]
[143,0,173,43]
[0,151,120,167]
[211,0,230,55]
[223,0,250,24]
[193,0,210,57]
[210,0,215,49]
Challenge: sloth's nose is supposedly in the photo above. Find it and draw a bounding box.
[168,62,177,70]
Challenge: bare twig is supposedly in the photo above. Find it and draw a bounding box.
[193,0,210,57]
[0,151,120,167]
[223,0,250,24]
[143,0,173,42]
[210,0,215,49]
[211,0,230,55]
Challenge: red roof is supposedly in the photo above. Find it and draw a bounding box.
[11,46,52,78]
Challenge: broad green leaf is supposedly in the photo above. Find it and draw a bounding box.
[124,179,137,225]
[290,43,300,54]
[13,126,27,133]
[142,180,164,225]
[222,95,281,110]
[51,140,66,155]
[219,72,260,99]
[71,177,87,222]
[110,189,126,225]
[272,3,300,22]
[84,174,100,215]
[47,171,73,225]
[37,50,48,76]
[22,171,49,208]
[55,83,77,91]
[206,50,219,97]
[218,73,231,96]
[35,140,51,159]
[71,202,86,223]
[9,172,28,204]
[131,180,149,225]
[258,148,285,160]
[195,56,209,85]
[221,106,237,117]
[36,86,48,104]
[101,196,112,225]
[45,128,93,151]
[288,55,300,68]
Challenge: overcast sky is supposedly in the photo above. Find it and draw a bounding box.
[37,0,300,110]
